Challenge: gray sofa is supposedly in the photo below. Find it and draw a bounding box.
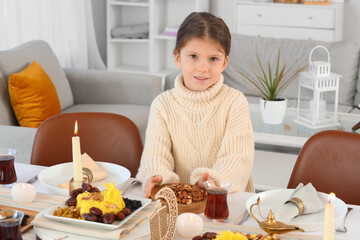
[166,34,360,114]
[0,40,162,164]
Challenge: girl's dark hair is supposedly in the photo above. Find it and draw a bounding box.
[174,12,231,56]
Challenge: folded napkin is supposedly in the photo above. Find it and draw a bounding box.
[274,183,324,222]
[58,153,108,189]
[32,201,160,240]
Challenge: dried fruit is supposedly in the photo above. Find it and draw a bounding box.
[115,211,125,221]
[70,188,83,198]
[83,213,97,222]
[89,207,102,216]
[122,208,131,216]
[168,183,205,205]
[103,212,115,224]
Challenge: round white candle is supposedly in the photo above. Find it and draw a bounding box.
[11,183,36,204]
[72,120,82,187]
[323,192,335,240]
[176,213,203,238]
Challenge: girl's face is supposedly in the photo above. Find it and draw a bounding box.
[174,37,229,91]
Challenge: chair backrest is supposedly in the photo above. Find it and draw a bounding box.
[287,130,360,205]
[30,112,143,177]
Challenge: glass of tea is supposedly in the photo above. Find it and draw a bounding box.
[0,210,24,240]
[204,181,231,222]
[0,149,17,186]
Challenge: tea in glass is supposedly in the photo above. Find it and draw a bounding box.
[204,181,231,222]
[0,210,24,240]
[0,149,17,185]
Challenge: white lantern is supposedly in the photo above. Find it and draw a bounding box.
[294,46,341,129]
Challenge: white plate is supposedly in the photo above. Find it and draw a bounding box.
[43,194,151,230]
[246,189,347,232]
[38,162,130,196]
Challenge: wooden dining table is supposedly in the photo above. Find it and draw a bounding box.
[3,162,359,240]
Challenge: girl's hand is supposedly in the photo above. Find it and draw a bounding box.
[144,175,162,198]
[197,172,216,188]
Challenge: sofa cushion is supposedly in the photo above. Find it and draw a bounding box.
[224,34,360,107]
[8,60,61,128]
[0,71,17,125]
[0,40,74,110]
[62,104,150,143]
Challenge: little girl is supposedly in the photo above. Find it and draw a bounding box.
[136,12,254,198]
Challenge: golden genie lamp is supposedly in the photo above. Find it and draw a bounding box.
[250,197,304,240]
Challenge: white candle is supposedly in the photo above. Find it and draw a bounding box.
[72,120,82,187]
[176,213,203,238]
[323,192,335,240]
[11,183,36,204]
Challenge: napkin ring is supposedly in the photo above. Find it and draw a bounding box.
[82,167,93,183]
[285,197,304,217]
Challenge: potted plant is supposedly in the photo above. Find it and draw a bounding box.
[236,49,308,124]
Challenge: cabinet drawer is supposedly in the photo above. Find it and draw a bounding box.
[236,25,335,42]
[236,4,336,29]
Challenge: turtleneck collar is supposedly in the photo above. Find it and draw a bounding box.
[172,74,224,109]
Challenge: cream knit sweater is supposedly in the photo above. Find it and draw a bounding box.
[136,74,254,193]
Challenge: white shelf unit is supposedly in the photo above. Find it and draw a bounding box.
[234,1,344,42]
[149,0,210,75]
[107,0,150,73]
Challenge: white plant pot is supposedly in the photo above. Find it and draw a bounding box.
[260,98,287,125]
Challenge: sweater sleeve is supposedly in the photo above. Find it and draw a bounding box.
[135,96,180,190]
[190,93,254,193]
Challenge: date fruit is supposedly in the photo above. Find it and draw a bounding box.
[65,197,77,206]
[115,211,125,221]
[70,188,83,198]
[97,216,103,223]
[122,208,131,216]
[202,232,217,239]
[82,183,91,192]
[89,207,102,216]
[103,213,115,224]
[83,213,97,222]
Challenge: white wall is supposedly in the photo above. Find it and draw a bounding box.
[343,0,360,41]
[92,0,360,67]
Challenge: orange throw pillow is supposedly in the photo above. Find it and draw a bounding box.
[8,60,61,128]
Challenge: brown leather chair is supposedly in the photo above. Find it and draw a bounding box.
[30,112,142,177]
[287,130,360,205]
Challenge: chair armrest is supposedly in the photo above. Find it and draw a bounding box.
[64,68,162,106]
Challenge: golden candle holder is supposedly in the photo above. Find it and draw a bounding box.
[250,197,304,240]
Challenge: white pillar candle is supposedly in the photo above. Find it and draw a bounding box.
[323,192,335,240]
[11,183,36,204]
[72,120,83,188]
[176,213,203,238]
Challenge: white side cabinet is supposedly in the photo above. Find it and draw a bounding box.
[234,1,344,42]
[107,0,150,73]
[149,0,209,75]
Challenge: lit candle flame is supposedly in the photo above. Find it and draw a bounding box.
[74,120,78,136]
[328,192,335,203]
